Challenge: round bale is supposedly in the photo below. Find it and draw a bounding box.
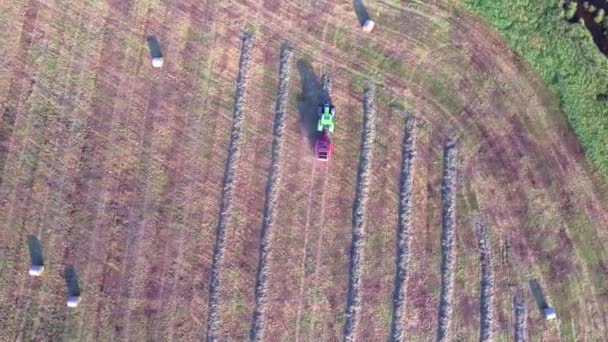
[67,296,81,308]
[29,265,45,276]
[152,57,164,68]
[362,19,375,33]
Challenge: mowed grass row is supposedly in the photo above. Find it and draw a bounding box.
[475,219,495,342]
[206,31,253,342]
[389,114,417,342]
[249,45,293,341]
[343,84,376,342]
[513,288,527,342]
[437,140,457,342]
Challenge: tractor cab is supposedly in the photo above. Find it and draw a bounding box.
[315,129,333,161]
[317,103,335,133]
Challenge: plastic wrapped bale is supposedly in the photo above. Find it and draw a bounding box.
[29,264,44,276]
[67,295,81,308]
[544,307,557,320]
[152,57,164,68]
[362,19,375,32]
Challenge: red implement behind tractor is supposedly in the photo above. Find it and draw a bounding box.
[315,129,333,161]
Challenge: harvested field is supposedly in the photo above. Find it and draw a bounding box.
[389,114,417,342]
[1,0,608,341]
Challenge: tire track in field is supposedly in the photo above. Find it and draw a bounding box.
[293,72,331,341]
[292,160,330,342]
[437,140,457,342]
[291,71,332,340]
[307,73,333,339]
[0,0,40,187]
[475,219,495,342]
[389,114,417,342]
[249,45,293,342]
[294,161,316,342]
[343,84,376,342]
[205,31,253,342]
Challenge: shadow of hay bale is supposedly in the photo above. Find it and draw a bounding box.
[27,235,44,267]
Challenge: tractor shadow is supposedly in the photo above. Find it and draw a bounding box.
[64,266,81,297]
[529,279,548,315]
[353,0,370,26]
[27,235,44,267]
[297,60,322,151]
[146,35,163,59]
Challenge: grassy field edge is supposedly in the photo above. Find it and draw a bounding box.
[463,0,608,181]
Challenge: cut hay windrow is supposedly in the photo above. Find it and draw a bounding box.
[389,114,417,342]
[514,288,527,342]
[437,139,457,342]
[343,84,376,342]
[205,31,253,342]
[249,44,293,342]
[321,73,331,102]
[475,219,495,342]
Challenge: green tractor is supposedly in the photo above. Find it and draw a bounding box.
[315,103,335,161]
[317,103,335,133]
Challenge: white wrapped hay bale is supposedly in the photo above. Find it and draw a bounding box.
[29,264,44,276]
[152,57,164,68]
[67,295,81,308]
[362,19,375,32]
